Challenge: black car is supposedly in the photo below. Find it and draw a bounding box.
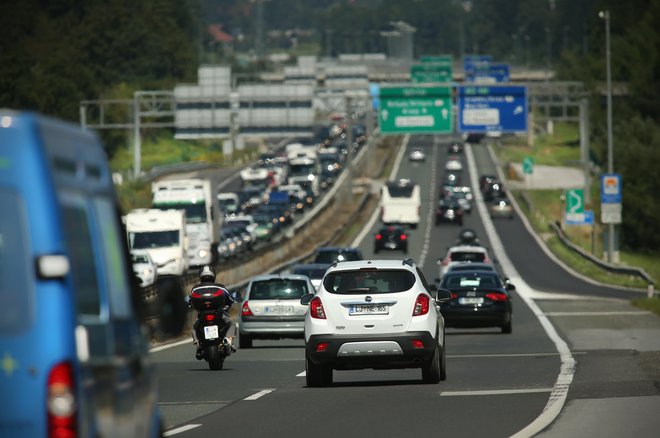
[374,226,408,254]
[439,271,514,333]
[313,247,363,265]
[447,142,464,154]
[436,198,464,226]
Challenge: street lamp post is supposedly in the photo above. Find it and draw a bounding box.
[599,9,615,263]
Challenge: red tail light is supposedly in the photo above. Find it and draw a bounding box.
[400,234,407,240]
[411,339,425,349]
[309,296,326,319]
[375,234,382,240]
[451,292,458,299]
[486,292,508,302]
[204,313,217,322]
[413,294,430,316]
[315,342,329,352]
[190,291,202,299]
[47,361,76,438]
[242,301,253,316]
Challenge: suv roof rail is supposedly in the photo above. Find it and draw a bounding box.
[402,258,415,267]
[330,261,339,268]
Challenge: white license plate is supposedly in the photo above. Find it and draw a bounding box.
[203,325,219,340]
[385,242,397,249]
[349,304,389,315]
[459,297,484,305]
[264,305,294,314]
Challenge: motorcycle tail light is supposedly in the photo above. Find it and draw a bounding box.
[204,314,216,322]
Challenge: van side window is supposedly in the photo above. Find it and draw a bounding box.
[93,197,132,319]
[61,197,102,317]
[0,189,33,334]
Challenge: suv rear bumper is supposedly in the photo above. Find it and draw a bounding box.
[306,331,436,370]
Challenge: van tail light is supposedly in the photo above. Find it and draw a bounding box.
[242,301,253,316]
[47,361,76,438]
[309,296,326,319]
[485,292,509,302]
[413,294,430,316]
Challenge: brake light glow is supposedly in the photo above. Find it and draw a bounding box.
[413,294,430,316]
[204,313,217,322]
[309,296,326,319]
[375,234,382,240]
[451,292,458,299]
[242,301,253,316]
[315,342,329,352]
[400,234,407,240]
[486,292,508,302]
[47,361,76,438]
[411,339,424,349]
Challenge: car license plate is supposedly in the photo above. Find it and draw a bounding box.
[349,304,389,315]
[385,242,397,249]
[203,325,219,340]
[264,305,294,314]
[459,297,484,305]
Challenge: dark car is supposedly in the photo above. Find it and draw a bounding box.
[479,175,499,192]
[448,142,464,154]
[313,247,363,265]
[374,226,409,254]
[465,132,485,144]
[436,198,465,225]
[484,180,505,201]
[439,271,514,333]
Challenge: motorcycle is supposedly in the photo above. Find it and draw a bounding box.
[189,288,240,370]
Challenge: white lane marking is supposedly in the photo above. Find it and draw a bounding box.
[351,134,410,247]
[543,311,651,317]
[465,144,576,438]
[448,352,586,358]
[297,371,306,377]
[441,388,554,397]
[164,424,202,436]
[150,339,192,353]
[244,389,276,400]
[158,401,230,405]
[417,138,438,269]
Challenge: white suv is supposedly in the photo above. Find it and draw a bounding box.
[300,259,452,387]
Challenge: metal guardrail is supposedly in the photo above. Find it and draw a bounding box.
[549,221,655,286]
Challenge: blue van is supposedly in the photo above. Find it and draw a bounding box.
[0,110,182,437]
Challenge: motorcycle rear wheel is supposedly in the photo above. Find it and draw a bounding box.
[207,345,224,370]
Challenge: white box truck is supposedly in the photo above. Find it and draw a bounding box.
[152,178,221,267]
[381,178,421,229]
[125,208,189,276]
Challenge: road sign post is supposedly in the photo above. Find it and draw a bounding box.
[378,85,453,135]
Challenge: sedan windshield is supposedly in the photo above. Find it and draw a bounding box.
[441,273,503,289]
[249,279,309,300]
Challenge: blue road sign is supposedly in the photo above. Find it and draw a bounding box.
[458,85,528,133]
[601,173,622,204]
[463,55,492,76]
[468,63,510,83]
[369,83,380,111]
[565,210,595,226]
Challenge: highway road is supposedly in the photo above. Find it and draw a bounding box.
[152,135,660,438]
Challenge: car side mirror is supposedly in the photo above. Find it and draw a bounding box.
[230,290,242,302]
[434,288,452,303]
[300,293,314,305]
[505,283,515,292]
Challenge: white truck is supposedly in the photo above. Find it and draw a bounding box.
[124,209,189,276]
[152,178,221,267]
[381,178,421,229]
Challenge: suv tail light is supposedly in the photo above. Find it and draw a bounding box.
[47,361,76,438]
[309,296,326,319]
[242,301,253,316]
[485,292,508,302]
[413,294,430,316]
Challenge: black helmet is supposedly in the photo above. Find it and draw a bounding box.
[199,265,216,282]
[458,229,477,244]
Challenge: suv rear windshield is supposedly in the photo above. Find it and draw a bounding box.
[323,269,415,294]
[450,251,486,262]
[249,279,309,300]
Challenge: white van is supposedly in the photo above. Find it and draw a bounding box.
[381,178,421,229]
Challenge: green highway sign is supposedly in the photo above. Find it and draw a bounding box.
[378,85,453,135]
[410,63,453,83]
[522,156,534,174]
[420,55,453,66]
[566,189,584,214]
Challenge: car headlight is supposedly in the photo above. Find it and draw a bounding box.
[307,174,315,181]
[198,249,208,258]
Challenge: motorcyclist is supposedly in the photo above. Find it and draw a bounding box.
[457,229,480,246]
[189,265,237,356]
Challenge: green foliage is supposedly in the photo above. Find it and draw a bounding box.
[632,297,660,318]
